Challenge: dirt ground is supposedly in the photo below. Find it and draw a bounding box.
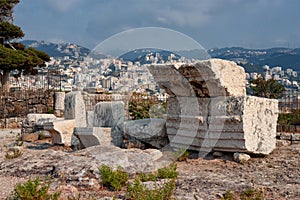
[0,129,299,199]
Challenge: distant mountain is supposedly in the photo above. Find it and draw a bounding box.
[22,40,90,58]
[207,47,300,73]
[22,40,300,74]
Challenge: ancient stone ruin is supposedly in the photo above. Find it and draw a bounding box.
[21,58,278,155]
[147,59,278,155]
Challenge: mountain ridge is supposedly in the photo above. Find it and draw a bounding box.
[22,40,300,73]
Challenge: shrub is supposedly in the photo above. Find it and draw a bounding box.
[126,178,176,200]
[9,178,61,200]
[137,173,157,182]
[99,165,129,191]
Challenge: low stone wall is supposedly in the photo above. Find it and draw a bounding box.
[0,117,24,129]
[0,90,54,119]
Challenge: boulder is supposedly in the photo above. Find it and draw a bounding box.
[125,118,169,148]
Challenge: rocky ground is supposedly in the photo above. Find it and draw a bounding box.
[0,129,299,199]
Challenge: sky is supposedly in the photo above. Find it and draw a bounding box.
[13,0,300,50]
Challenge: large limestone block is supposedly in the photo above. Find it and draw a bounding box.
[64,91,87,127]
[74,127,112,148]
[93,101,124,146]
[124,118,168,148]
[166,96,278,155]
[44,119,75,146]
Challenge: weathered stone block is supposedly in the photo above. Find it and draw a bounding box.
[124,118,168,148]
[166,96,278,155]
[93,101,124,147]
[54,92,65,110]
[44,119,75,146]
[74,127,112,148]
[22,114,57,134]
[64,91,87,127]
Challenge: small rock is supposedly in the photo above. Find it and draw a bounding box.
[212,151,223,157]
[233,152,251,163]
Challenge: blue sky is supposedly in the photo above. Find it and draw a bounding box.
[14,0,300,50]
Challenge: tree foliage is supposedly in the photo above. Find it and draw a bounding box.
[250,77,285,99]
[0,21,24,41]
[0,0,50,92]
[0,0,19,21]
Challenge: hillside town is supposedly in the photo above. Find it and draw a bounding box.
[6,42,300,113]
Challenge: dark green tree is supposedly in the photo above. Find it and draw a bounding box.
[250,76,285,99]
[0,0,50,92]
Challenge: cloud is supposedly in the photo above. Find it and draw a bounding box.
[14,0,300,49]
[44,0,82,12]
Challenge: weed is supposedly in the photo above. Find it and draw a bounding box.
[5,149,22,159]
[222,190,236,200]
[9,177,61,200]
[173,148,189,162]
[126,178,176,200]
[99,165,129,191]
[221,187,265,200]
